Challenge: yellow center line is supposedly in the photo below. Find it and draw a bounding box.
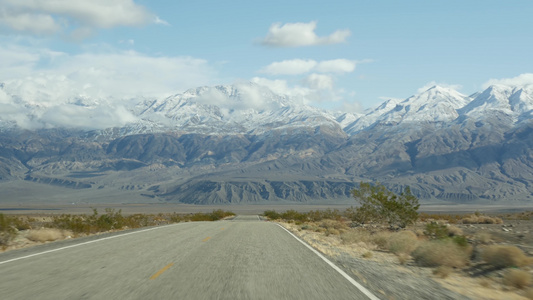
[150,263,174,280]
[221,228,225,230]
[202,236,211,242]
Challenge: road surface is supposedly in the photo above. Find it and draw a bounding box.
[0,215,378,299]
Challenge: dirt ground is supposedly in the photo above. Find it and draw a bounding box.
[281,213,533,300]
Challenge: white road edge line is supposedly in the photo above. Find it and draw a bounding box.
[276,224,381,300]
[0,223,182,266]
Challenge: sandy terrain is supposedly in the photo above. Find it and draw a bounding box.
[281,214,533,300]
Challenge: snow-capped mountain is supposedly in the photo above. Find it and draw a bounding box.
[115,82,346,137]
[2,79,533,204]
[459,84,533,124]
[2,79,532,137]
[344,86,471,134]
[343,98,400,134]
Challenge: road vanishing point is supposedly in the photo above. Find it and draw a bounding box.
[0,215,379,299]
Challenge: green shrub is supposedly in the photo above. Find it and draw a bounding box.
[52,214,90,233]
[263,210,281,220]
[281,210,308,222]
[452,235,468,248]
[307,209,343,222]
[188,210,235,222]
[351,182,419,228]
[424,222,449,239]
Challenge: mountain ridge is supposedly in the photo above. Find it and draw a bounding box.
[1,81,532,204]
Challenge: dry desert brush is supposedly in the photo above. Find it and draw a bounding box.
[0,213,17,248]
[482,245,533,269]
[503,269,533,289]
[412,239,471,268]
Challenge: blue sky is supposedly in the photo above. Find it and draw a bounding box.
[1,0,532,111]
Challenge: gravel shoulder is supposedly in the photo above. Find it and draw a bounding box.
[281,221,533,300]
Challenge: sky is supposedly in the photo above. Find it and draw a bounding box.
[1,0,533,114]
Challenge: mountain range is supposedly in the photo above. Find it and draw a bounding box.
[1,81,532,204]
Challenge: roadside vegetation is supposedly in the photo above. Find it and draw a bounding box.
[0,209,235,250]
[264,182,533,299]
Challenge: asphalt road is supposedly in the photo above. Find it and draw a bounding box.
[0,215,378,299]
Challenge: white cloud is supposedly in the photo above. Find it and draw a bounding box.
[250,77,291,95]
[0,44,46,78]
[39,103,138,129]
[316,59,357,73]
[154,16,169,26]
[260,59,317,75]
[337,101,363,114]
[0,0,161,38]
[260,58,361,76]
[0,45,215,99]
[417,81,462,93]
[0,11,61,35]
[251,76,346,108]
[261,21,350,47]
[193,81,287,113]
[195,88,229,107]
[235,83,281,111]
[251,77,312,104]
[482,73,533,89]
[119,39,135,45]
[0,44,216,129]
[303,74,333,90]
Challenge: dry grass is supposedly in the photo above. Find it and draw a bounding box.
[412,239,470,268]
[319,220,347,236]
[371,231,392,249]
[478,278,492,288]
[482,245,533,268]
[503,269,532,289]
[27,228,72,242]
[433,266,453,278]
[446,225,463,237]
[387,231,419,255]
[397,253,409,265]
[320,219,348,231]
[279,213,533,300]
[461,214,503,224]
[326,228,341,236]
[475,232,493,244]
[340,229,373,245]
[524,288,533,299]
[418,213,462,224]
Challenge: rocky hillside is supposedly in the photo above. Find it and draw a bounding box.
[0,82,532,204]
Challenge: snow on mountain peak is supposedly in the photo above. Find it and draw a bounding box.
[375,85,470,125]
[460,84,533,121]
[1,78,532,136]
[130,82,342,136]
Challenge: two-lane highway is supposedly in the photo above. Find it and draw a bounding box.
[0,215,378,299]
